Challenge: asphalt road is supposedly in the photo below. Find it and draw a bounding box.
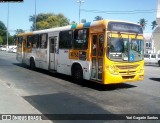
[0,51,160,123]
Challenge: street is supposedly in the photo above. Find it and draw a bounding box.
[0,51,160,123]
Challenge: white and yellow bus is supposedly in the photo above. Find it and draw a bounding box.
[16,20,144,84]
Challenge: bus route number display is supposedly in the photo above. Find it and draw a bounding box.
[108,22,143,34]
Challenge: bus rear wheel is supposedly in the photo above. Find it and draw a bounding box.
[72,65,83,85]
[30,58,36,70]
[158,60,160,67]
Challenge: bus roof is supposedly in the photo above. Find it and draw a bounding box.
[17,32,33,36]
[17,20,142,36]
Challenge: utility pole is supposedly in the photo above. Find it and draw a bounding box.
[34,0,37,31]
[6,3,9,50]
[77,0,84,23]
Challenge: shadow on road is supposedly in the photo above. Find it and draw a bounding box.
[149,78,160,82]
[23,92,111,122]
[13,63,136,91]
[144,64,159,67]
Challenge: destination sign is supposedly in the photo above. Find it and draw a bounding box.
[108,22,143,34]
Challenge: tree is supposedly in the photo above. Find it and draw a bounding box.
[0,21,7,36]
[94,16,103,21]
[0,21,7,45]
[29,13,70,30]
[0,20,15,45]
[0,36,3,45]
[15,29,25,34]
[29,13,53,31]
[151,20,157,30]
[138,18,147,30]
[70,21,76,25]
[81,19,86,23]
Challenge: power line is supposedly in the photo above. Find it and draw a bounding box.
[81,9,160,14]
[77,0,84,23]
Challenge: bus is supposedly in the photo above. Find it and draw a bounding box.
[16,20,144,85]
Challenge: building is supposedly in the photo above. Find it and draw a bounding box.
[144,33,154,54]
[152,0,160,54]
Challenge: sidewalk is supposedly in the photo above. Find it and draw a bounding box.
[0,79,52,123]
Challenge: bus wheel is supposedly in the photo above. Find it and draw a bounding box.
[72,65,83,85]
[30,58,35,70]
[158,60,160,67]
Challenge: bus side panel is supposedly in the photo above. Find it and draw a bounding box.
[39,49,48,70]
[57,49,71,75]
[16,51,23,63]
[23,52,31,65]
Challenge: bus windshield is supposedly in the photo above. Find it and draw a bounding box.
[107,36,144,62]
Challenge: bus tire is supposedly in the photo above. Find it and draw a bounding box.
[72,65,83,85]
[30,58,36,70]
[158,60,160,67]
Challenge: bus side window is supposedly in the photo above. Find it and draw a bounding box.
[59,30,72,49]
[33,34,39,48]
[18,37,23,47]
[40,33,48,49]
[27,35,33,48]
[73,29,88,50]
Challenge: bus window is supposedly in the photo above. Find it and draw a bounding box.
[73,29,88,50]
[17,37,23,47]
[33,34,39,48]
[59,30,72,49]
[27,35,33,48]
[40,33,48,49]
[92,35,97,56]
[98,34,104,56]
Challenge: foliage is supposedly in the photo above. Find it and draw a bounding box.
[15,29,25,34]
[0,21,7,45]
[81,19,86,23]
[138,18,147,30]
[151,20,158,30]
[0,21,7,36]
[94,16,103,21]
[0,36,3,45]
[70,21,77,25]
[29,13,70,30]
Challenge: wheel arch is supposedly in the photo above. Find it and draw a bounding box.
[29,56,36,67]
[30,56,35,63]
[71,62,83,76]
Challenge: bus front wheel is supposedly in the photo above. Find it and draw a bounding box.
[72,65,83,85]
[30,58,36,70]
[158,60,160,67]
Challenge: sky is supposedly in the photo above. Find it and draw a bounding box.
[0,0,158,35]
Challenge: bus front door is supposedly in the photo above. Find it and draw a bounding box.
[49,36,57,70]
[91,34,104,81]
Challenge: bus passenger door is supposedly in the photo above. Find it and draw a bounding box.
[49,36,57,70]
[91,34,104,81]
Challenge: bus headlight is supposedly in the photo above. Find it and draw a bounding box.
[106,65,118,75]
